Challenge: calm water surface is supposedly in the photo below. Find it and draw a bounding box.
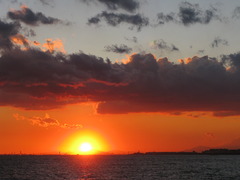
[1,155,240,180]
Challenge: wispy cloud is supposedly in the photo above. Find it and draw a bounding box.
[38,0,54,7]
[150,39,179,52]
[211,37,228,48]
[233,7,240,19]
[125,36,138,43]
[105,44,132,54]
[14,113,83,128]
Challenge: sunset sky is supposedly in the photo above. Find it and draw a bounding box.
[1,0,240,154]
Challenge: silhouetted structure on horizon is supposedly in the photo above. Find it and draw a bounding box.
[131,149,240,155]
[202,149,240,155]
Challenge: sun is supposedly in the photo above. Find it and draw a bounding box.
[59,130,109,155]
[79,142,93,153]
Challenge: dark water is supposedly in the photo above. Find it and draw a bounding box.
[1,155,240,180]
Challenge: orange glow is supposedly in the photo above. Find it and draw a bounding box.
[10,34,30,50]
[11,34,66,54]
[59,130,109,155]
[2,104,240,155]
[42,39,66,53]
[20,4,28,9]
[33,41,41,46]
[9,5,28,15]
[119,53,137,64]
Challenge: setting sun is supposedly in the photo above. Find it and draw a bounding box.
[59,130,109,155]
[79,142,93,153]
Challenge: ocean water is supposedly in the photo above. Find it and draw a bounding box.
[1,155,240,180]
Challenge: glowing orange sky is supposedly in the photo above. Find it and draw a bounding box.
[1,103,240,154]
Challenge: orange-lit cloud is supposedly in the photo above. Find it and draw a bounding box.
[204,132,215,138]
[14,113,83,129]
[33,41,41,46]
[10,34,29,46]
[118,53,137,64]
[10,33,66,53]
[42,39,66,53]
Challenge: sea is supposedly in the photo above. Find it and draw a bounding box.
[0,155,240,180]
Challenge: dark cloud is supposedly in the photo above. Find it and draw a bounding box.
[188,113,206,118]
[198,50,205,54]
[151,39,179,52]
[7,6,62,26]
[211,37,228,48]
[39,0,54,7]
[88,11,149,31]
[0,48,126,109]
[157,12,176,24]
[105,44,132,54]
[178,2,219,26]
[233,7,240,19]
[22,28,36,37]
[221,52,240,70]
[157,2,221,26]
[10,0,18,3]
[99,0,139,12]
[0,19,21,50]
[97,54,240,115]
[81,0,139,12]
[1,46,240,116]
[125,36,138,43]
[213,111,240,117]
[88,17,100,24]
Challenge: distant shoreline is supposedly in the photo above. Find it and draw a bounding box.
[2,149,240,156]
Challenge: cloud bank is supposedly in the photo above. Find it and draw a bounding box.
[1,40,240,116]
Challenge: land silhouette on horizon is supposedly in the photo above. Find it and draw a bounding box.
[2,148,240,156]
[132,148,240,155]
